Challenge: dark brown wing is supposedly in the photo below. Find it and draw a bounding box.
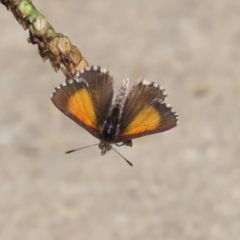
[116,80,178,142]
[51,66,113,139]
[76,66,114,128]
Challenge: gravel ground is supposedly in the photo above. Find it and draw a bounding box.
[0,0,240,239]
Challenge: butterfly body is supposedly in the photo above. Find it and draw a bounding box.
[102,105,121,142]
[51,66,178,158]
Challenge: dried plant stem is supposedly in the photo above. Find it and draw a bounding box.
[1,0,89,79]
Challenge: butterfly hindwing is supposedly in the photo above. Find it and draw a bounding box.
[51,66,114,139]
[117,80,178,142]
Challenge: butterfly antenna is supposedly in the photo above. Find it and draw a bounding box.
[65,144,99,154]
[112,147,133,167]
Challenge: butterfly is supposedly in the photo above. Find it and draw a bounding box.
[51,66,178,166]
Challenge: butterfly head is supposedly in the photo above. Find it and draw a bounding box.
[99,141,112,156]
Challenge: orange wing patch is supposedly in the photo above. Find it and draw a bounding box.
[67,88,98,129]
[122,106,161,136]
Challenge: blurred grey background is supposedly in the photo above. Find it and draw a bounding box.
[0,0,240,239]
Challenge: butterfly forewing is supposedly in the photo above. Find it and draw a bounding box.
[117,81,178,142]
[76,66,114,127]
[51,66,114,139]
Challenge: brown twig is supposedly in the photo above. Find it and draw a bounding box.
[1,0,89,79]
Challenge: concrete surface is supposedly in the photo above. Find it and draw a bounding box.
[0,0,240,239]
